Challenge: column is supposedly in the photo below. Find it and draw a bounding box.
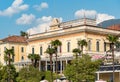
[97,72,100,80]
[53,61,55,73]
[46,61,47,71]
[66,59,68,66]
[60,60,63,74]
[119,72,120,82]
[39,60,41,71]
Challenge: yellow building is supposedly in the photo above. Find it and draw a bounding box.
[28,18,120,82]
[0,18,120,81]
[0,35,28,65]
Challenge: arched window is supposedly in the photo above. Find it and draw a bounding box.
[40,46,42,55]
[21,47,24,52]
[21,56,24,61]
[88,40,91,51]
[96,41,100,52]
[48,45,51,48]
[32,47,34,54]
[67,42,70,52]
[57,46,62,53]
[104,42,106,51]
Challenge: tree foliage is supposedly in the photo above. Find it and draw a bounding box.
[64,55,102,82]
[72,48,81,59]
[4,48,14,65]
[20,31,28,38]
[28,54,40,68]
[106,34,119,44]
[51,39,62,50]
[45,47,56,82]
[77,39,87,54]
[17,66,43,82]
[106,34,119,82]
[0,65,17,82]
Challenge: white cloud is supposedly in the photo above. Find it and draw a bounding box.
[27,16,62,35]
[0,0,29,16]
[74,9,115,24]
[75,9,97,19]
[36,16,52,24]
[27,23,50,35]
[33,2,48,11]
[97,14,115,24]
[16,14,35,25]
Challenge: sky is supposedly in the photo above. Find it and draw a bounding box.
[0,0,120,39]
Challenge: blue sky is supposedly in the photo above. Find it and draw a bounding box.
[0,0,120,39]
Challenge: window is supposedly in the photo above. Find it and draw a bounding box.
[67,42,70,52]
[57,46,62,53]
[60,46,62,53]
[48,45,51,48]
[32,47,34,54]
[104,42,106,51]
[40,46,42,55]
[21,47,24,52]
[116,42,120,48]
[88,40,91,51]
[110,43,112,50]
[21,56,24,61]
[96,41,100,52]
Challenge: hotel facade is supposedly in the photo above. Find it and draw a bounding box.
[0,18,120,81]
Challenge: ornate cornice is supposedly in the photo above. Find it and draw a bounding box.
[28,25,120,42]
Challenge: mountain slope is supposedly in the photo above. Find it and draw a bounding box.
[97,19,120,28]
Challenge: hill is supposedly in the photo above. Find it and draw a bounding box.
[97,19,120,28]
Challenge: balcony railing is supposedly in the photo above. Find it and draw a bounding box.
[99,64,120,71]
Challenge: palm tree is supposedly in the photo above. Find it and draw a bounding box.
[4,48,14,82]
[77,39,87,54]
[106,34,119,82]
[72,48,81,59]
[4,48,14,66]
[34,54,40,68]
[45,47,55,82]
[28,54,35,66]
[28,54,40,67]
[20,31,28,38]
[51,39,62,74]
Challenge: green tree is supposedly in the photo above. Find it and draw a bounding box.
[20,31,28,38]
[34,54,40,68]
[50,39,62,74]
[77,39,87,54]
[28,54,40,68]
[64,55,101,82]
[0,63,3,80]
[0,65,17,82]
[17,66,43,82]
[4,48,14,66]
[106,34,119,82]
[72,48,81,59]
[45,47,55,82]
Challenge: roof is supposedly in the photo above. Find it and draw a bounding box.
[107,24,120,31]
[1,35,28,43]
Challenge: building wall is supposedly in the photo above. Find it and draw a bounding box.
[28,30,111,57]
[100,72,120,82]
[0,42,27,65]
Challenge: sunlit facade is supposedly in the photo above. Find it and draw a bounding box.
[0,18,120,81]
